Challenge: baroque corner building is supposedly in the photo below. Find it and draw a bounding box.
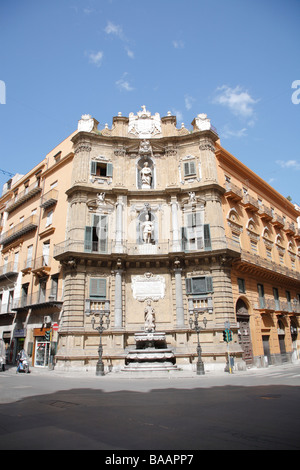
[53,108,243,372]
[1,107,299,372]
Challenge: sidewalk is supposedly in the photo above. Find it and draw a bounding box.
[3,359,299,379]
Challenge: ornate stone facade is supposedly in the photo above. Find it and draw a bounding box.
[0,107,299,373]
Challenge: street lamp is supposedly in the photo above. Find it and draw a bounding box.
[189,313,207,375]
[91,312,110,376]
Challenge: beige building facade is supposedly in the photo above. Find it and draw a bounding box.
[0,107,299,372]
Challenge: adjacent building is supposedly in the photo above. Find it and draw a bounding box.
[0,107,299,372]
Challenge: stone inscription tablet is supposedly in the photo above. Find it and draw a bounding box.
[131,272,165,302]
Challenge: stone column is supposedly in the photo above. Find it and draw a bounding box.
[199,137,218,183]
[114,269,123,329]
[170,196,181,252]
[71,138,92,185]
[174,268,185,327]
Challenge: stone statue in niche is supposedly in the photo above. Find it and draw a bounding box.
[144,300,156,332]
[142,214,154,244]
[140,162,152,189]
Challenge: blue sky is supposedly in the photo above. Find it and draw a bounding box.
[0,0,299,203]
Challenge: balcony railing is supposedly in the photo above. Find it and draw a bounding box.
[13,289,63,310]
[242,194,259,212]
[31,256,51,275]
[255,297,300,314]
[240,250,300,281]
[283,222,296,235]
[224,182,243,201]
[85,299,110,316]
[6,181,42,213]
[0,215,38,246]
[188,296,213,314]
[40,189,58,209]
[258,204,273,221]
[272,213,285,228]
[0,261,19,279]
[54,236,241,258]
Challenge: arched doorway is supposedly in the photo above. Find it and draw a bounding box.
[236,298,253,366]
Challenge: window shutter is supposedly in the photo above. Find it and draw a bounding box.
[189,161,196,175]
[184,161,196,176]
[106,163,113,177]
[84,226,92,252]
[181,227,187,251]
[91,161,97,175]
[186,278,192,295]
[90,278,106,299]
[184,162,190,177]
[204,224,211,250]
[205,276,213,293]
[99,215,108,252]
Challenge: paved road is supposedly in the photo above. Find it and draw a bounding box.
[0,363,300,451]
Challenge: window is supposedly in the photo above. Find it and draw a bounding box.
[38,279,47,302]
[45,210,53,227]
[286,290,292,312]
[183,160,196,177]
[182,212,211,251]
[266,247,272,260]
[84,214,108,253]
[91,161,113,178]
[238,278,246,294]
[21,284,29,308]
[26,245,33,269]
[250,240,258,253]
[273,287,280,310]
[279,253,284,265]
[89,278,106,299]
[257,284,265,308]
[186,276,213,295]
[50,276,59,299]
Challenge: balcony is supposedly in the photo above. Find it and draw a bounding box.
[15,289,63,310]
[54,236,241,260]
[240,250,300,281]
[188,296,213,314]
[0,215,38,246]
[224,182,243,202]
[258,204,273,221]
[40,189,58,209]
[0,262,19,280]
[283,222,296,236]
[85,299,110,316]
[255,297,299,314]
[6,181,42,213]
[294,228,300,240]
[272,213,285,228]
[241,194,259,212]
[31,256,51,276]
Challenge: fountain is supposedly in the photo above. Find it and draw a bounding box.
[123,300,177,373]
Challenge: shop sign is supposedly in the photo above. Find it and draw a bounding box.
[14,329,26,338]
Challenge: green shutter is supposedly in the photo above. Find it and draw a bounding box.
[205,276,213,293]
[106,163,113,177]
[186,278,192,295]
[91,161,97,175]
[90,278,106,299]
[84,226,92,252]
[204,224,211,250]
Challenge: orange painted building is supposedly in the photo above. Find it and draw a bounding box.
[216,143,300,367]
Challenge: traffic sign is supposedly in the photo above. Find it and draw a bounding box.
[52,323,59,331]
